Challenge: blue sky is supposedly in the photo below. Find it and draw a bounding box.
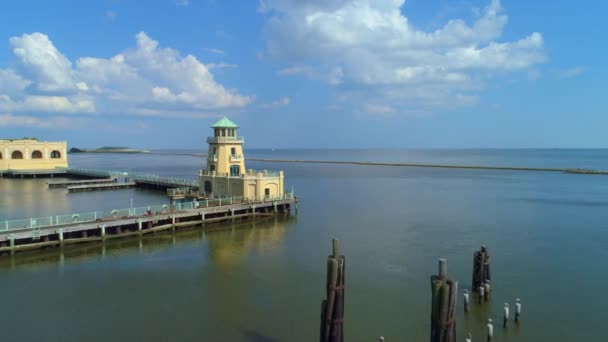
[0,0,605,148]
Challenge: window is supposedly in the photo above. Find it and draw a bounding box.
[265,188,270,197]
[31,150,43,159]
[0,152,2,159]
[231,147,236,156]
[213,147,216,154]
[204,181,212,193]
[209,164,216,172]
[230,165,240,176]
[50,150,61,158]
[11,151,23,159]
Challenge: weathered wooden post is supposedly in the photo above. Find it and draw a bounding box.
[463,289,470,313]
[320,239,345,342]
[478,285,485,304]
[430,258,458,342]
[465,333,472,342]
[472,245,491,294]
[515,298,522,323]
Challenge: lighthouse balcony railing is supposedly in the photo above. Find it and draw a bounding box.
[206,136,244,144]
[207,154,217,162]
[199,169,281,178]
[229,154,243,162]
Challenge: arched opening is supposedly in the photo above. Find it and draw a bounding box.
[50,150,61,158]
[0,152,3,159]
[204,181,212,194]
[31,150,43,159]
[11,151,23,159]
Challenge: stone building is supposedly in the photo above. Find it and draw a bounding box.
[0,139,68,171]
[198,118,284,200]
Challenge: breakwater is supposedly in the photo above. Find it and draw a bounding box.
[245,158,608,175]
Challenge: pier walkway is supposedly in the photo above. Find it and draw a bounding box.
[0,192,296,255]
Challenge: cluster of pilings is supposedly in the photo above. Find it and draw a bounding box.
[316,242,523,341]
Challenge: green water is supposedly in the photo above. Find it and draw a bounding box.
[1,149,608,341]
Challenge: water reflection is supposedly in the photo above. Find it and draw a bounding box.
[0,215,295,270]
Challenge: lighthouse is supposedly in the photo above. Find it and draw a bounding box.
[199,117,284,200]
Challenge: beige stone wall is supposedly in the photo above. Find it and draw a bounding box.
[0,140,68,171]
[206,142,245,175]
[199,171,284,200]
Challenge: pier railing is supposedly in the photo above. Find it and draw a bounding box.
[0,192,295,232]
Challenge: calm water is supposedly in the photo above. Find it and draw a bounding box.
[1,149,608,341]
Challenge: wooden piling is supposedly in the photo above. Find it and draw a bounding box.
[486,319,493,342]
[515,298,521,323]
[472,245,491,294]
[320,238,345,342]
[430,258,458,342]
[503,303,509,328]
[463,289,470,313]
[478,286,484,304]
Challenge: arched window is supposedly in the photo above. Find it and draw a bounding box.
[50,150,61,158]
[11,151,23,159]
[31,150,43,159]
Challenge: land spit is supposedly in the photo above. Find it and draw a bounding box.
[244,158,608,175]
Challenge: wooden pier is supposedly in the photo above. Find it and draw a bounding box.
[67,182,136,192]
[0,197,295,255]
[48,178,116,188]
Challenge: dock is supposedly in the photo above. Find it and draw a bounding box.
[48,178,116,188]
[0,193,296,255]
[67,182,137,192]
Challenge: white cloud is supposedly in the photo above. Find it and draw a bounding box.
[556,67,587,79]
[0,31,252,121]
[261,97,290,109]
[176,0,191,6]
[262,0,545,114]
[0,113,90,129]
[105,11,117,20]
[9,32,75,92]
[204,48,225,54]
[207,62,238,70]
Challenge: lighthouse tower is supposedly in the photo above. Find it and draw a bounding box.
[205,117,245,176]
[199,117,284,200]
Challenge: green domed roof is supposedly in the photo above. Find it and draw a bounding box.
[211,117,239,128]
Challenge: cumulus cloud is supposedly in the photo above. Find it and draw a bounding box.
[0,31,251,121]
[263,0,545,114]
[556,66,587,79]
[261,97,290,109]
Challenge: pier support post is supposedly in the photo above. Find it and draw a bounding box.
[58,229,64,247]
[487,319,494,341]
[171,215,176,231]
[472,245,491,294]
[137,219,142,235]
[464,289,470,313]
[503,303,509,328]
[100,225,106,240]
[9,235,15,255]
[515,298,522,323]
[201,213,205,225]
[430,258,457,342]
